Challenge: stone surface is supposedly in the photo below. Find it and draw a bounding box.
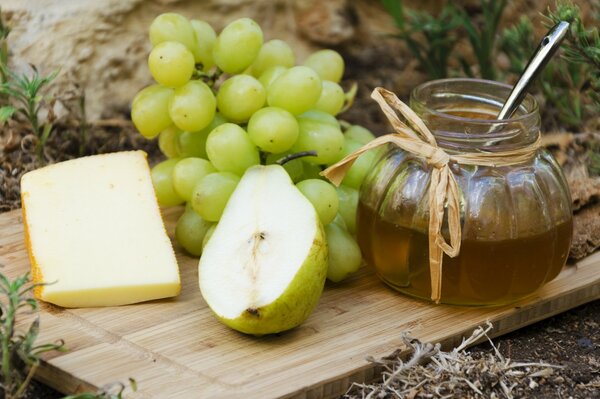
[1,0,394,119]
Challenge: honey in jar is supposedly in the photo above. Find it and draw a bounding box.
[357,79,573,306]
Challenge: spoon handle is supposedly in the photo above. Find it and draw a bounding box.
[497,21,570,120]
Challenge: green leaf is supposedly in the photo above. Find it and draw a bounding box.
[0,105,15,123]
[380,0,406,30]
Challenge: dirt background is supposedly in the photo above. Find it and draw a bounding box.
[1,0,599,397]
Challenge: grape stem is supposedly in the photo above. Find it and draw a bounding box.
[192,66,224,88]
[276,151,318,165]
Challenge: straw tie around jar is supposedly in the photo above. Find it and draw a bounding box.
[322,87,542,303]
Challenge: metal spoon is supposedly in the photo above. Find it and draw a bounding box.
[497,21,570,120]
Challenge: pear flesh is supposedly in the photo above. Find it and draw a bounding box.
[199,165,328,335]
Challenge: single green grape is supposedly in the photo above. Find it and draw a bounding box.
[216,75,266,122]
[247,107,299,153]
[191,172,240,221]
[177,113,227,158]
[302,162,324,180]
[158,126,181,158]
[190,19,216,69]
[169,80,216,132]
[303,49,344,83]
[213,18,263,74]
[298,110,340,128]
[148,41,195,88]
[314,81,345,115]
[175,206,214,257]
[267,66,322,115]
[151,159,184,207]
[206,123,260,175]
[177,131,208,159]
[265,152,304,183]
[149,13,197,52]
[202,224,217,250]
[292,114,344,165]
[258,65,287,89]
[325,222,362,282]
[345,124,375,144]
[339,138,378,189]
[173,157,217,201]
[131,85,173,139]
[296,179,339,225]
[336,185,359,235]
[334,136,360,163]
[251,39,295,77]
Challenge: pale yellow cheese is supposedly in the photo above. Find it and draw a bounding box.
[20,151,180,307]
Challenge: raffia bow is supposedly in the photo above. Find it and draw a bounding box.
[322,87,541,303]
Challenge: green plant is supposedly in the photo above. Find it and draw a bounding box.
[0,66,59,161]
[0,7,58,162]
[0,270,137,399]
[0,271,65,399]
[381,0,461,79]
[455,0,508,80]
[500,1,600,129]
[545,1,600,107]
[499,16,537,76]
[382,0,506,80]
[383,0,600,131]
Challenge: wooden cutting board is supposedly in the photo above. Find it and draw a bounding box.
[0,207,599,399]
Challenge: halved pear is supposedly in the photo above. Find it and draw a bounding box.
[199,164,328,335]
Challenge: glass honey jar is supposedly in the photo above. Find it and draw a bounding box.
[356,79,573,306]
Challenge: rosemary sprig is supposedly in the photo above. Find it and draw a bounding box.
[0,7,59,163]
[0,270,137,399]
[499,16,536,76]
[0,271,65,399]
[544,1,600,109]
[500,1,600,129]
[0,66,59,161]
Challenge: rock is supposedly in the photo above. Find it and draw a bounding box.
[1,0,395,120]
[294,0,357,45]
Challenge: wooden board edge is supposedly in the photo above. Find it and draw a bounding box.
[286,280,600,399]
[35,359,98,396]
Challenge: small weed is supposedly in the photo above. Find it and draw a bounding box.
[0,7,59,163]
[381,0,461,79]
[454,0,508,80]
[0,66,59,162]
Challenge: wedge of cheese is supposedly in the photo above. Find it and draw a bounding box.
[21,151,180,307]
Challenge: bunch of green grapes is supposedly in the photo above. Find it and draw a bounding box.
[132,13,379,283]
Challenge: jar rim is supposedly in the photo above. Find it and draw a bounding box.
[410,78,539,125]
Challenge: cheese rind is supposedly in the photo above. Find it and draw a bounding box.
[21,151,180,307]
